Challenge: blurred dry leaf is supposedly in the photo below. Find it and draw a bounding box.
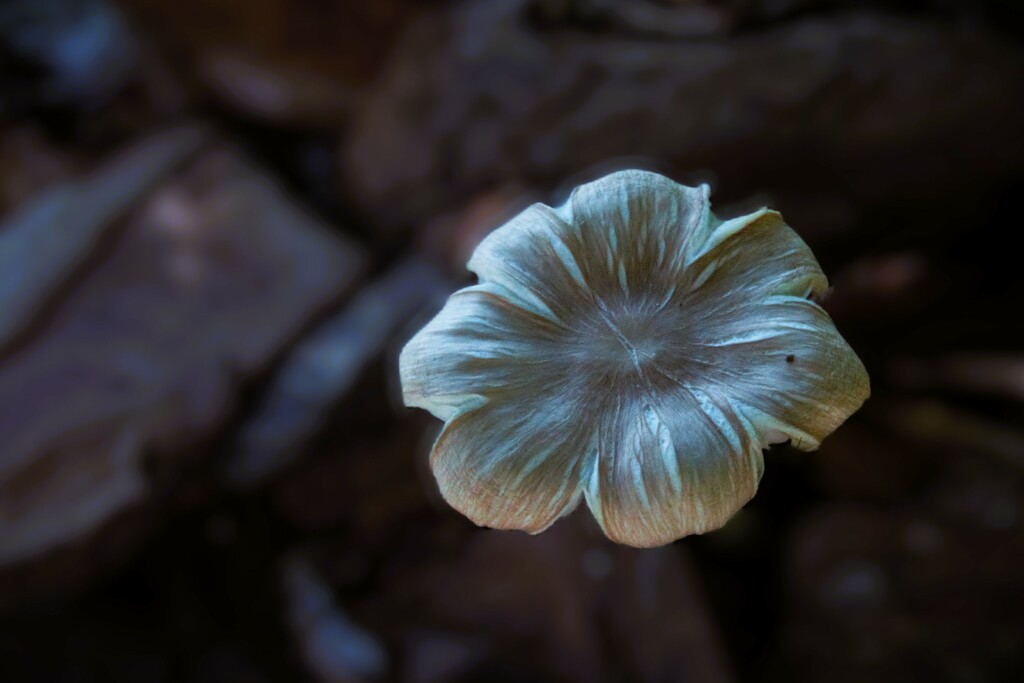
[0,133,362,610]
[344,3,1024,236]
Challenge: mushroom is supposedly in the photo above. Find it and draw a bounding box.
[401,170,869,547]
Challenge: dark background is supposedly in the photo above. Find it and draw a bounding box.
[2,1,1023,681]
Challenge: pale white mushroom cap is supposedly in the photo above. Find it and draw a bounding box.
[401,170,869,547]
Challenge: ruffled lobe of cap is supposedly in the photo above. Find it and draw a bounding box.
[399,283,566,422]
[583,383,767,548]
[429,394,590,534]
[400,282,590,532]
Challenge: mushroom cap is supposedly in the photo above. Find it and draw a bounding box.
[401,170,869,547]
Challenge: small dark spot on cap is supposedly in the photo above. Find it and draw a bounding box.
[786,354,795,363]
